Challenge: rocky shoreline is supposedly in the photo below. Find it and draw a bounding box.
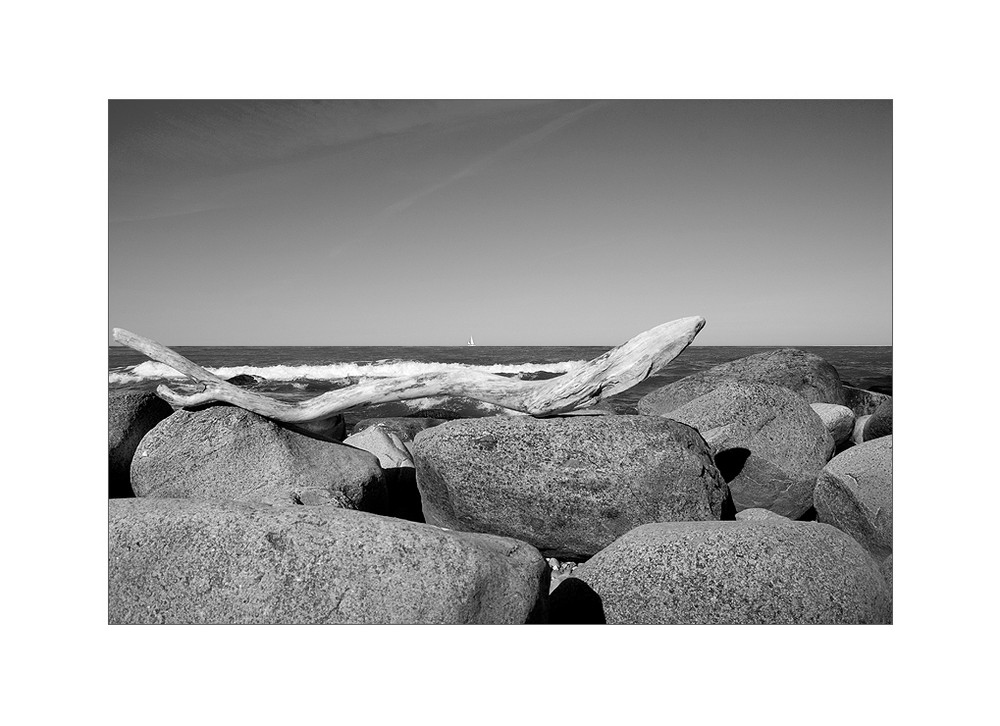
[108,347,892,624]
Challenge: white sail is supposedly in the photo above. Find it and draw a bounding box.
[467,336,475,346]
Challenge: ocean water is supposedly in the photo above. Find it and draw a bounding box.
[109,344,891,428]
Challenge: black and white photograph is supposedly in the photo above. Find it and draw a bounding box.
[108,99,892,625]
[8,0,997,722]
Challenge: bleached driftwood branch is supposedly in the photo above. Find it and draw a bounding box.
[112,316,705,422]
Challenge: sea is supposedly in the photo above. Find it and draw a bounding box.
[108,344,892,430]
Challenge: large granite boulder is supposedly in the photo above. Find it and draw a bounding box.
[109,498,548,624]
[862,398,893,442]
[811,403,855,446]
[814,435,892,561]
[555,520,891,624]
[130,405,386,510]
[663,381,835,518]
[638,348,846,414]
[108,390,174,498]
[842,386,892,417]
[413,415,727,559]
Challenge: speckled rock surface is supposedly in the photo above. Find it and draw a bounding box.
[413,416,726,559]
[638,348,846,414]
[735,507,792,522]
[814,435,892,561]
[561,520,891,624]
[130,405,387,510]
[842,386,892,417]
[109,391,174,498]
[662,381,835,518]
[811,403,855,446]
[109,498,549,624]
[862,398,893,442]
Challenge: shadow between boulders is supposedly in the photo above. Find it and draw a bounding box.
[714,447,751,484]
[548,578,607,624]
[797,506,817,521]
[108,472,135,498]
[383,468,425,523]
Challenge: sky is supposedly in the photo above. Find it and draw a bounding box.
[109,100,891,346]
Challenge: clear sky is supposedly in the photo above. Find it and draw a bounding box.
[109,100,891,346]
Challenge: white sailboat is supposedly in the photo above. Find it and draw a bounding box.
[467,335,475,346]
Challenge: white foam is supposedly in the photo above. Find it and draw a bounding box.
[108,358,586,385]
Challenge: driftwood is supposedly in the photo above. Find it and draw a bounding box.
[112,316,705,423]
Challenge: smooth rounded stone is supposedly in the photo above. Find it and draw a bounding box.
[413,415,727,559]
[560,520,891,624]
[851,415,872,446]
[811,402,856,445]
[842,386,892,417]
[343,426,413,469]
[130,405,387,510]
[814,435,892,561]
[109,498,549,624]
[351,417,449,440]
[664,381,835,518]
[108,390,174,498]
[638,348,846,415]
[735,507,791,522]
[862,398,893,441]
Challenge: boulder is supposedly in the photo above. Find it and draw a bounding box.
[811,402,856,445]
[842,386,892,417]
[413,415,727,559]
[343,426,413,469]
[109,498,548,624]
[108,390,174,498]
[814,435,892,561]
[556,520,891,624]
[130,405,386,510]
[638,348,846,414]
[663,381,835,518]
[862,398,893,441]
